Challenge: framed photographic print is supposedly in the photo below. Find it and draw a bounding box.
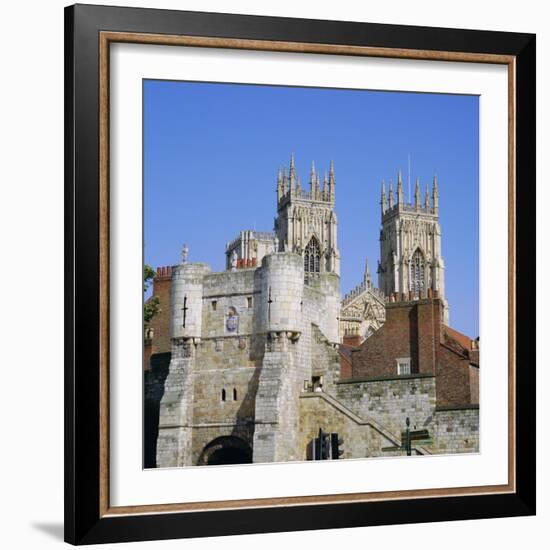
[64,3,536,545]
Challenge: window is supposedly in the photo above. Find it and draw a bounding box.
[221,388,226,401]
[211,300,217,311]
[396,358,411,376]
[410,248,425,297]
[304,237,321,281]
[233,388,238,401]
[311,375,323,392]
[247,296,252,308]
[398,362,411,375]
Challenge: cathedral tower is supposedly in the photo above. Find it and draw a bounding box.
[274,154,340,282]
[377,172,448,322]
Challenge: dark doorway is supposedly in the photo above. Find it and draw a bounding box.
[198,436,252,466]
[207,446,251,465]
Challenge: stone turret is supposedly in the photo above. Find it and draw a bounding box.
[432,174,439,215]
[254,251,304,463]
[276,168,283,202]
[170,262,210,341]
[327,159,336,203]
[260,252,303,335]
[397,169,404,207]
[157,260,211,468]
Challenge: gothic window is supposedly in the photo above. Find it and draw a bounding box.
[304,237,321,282]
[411,248,425,297]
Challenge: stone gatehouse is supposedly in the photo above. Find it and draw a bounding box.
[144,156,479,468]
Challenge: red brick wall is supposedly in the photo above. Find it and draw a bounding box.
[150,267,173,355]
[469,365,479,404]
[417,299,440,375]
[349,297,478,407]
[342,334,362,348]
[435,344,472,407]
[351,303,414,378]
[339,347,353,379]
[143,266,173,371]
[143,341,152,372]
[351,299,442,379]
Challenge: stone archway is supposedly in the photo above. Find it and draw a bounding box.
[197,436,252,466]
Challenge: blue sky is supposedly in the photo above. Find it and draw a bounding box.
[144,80,479,338]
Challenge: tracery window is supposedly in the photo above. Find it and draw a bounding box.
[304,237,321,282]
[411,248,425,297]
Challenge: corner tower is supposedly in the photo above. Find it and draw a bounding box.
[274,154,340,282]
[377,172,448,322]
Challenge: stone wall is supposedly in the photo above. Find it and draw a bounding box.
[336,374,437,439]
[144,352,171,468]
[156,339,196,467]
[310,324,341,395]
[253,335,302,462]
[304,273,340,344]
[202,268,257,337]
[298,393,397,460]
[334,375,478,455]
[432,406,479,453]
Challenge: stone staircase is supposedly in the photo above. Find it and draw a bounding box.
[300,390,432,456]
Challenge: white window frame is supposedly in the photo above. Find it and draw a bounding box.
[396,357,411,376]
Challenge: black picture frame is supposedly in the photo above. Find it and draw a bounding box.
[65,3,536,545]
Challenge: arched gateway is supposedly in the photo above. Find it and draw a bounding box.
[197,436,252,466]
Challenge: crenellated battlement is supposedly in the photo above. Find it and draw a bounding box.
[382,202,438,221]
[276,154,335,208]
[380,170,439,219]
[385,288,440,303]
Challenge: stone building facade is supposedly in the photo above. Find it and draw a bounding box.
[225,230,277,271]
[145,156,479,468]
